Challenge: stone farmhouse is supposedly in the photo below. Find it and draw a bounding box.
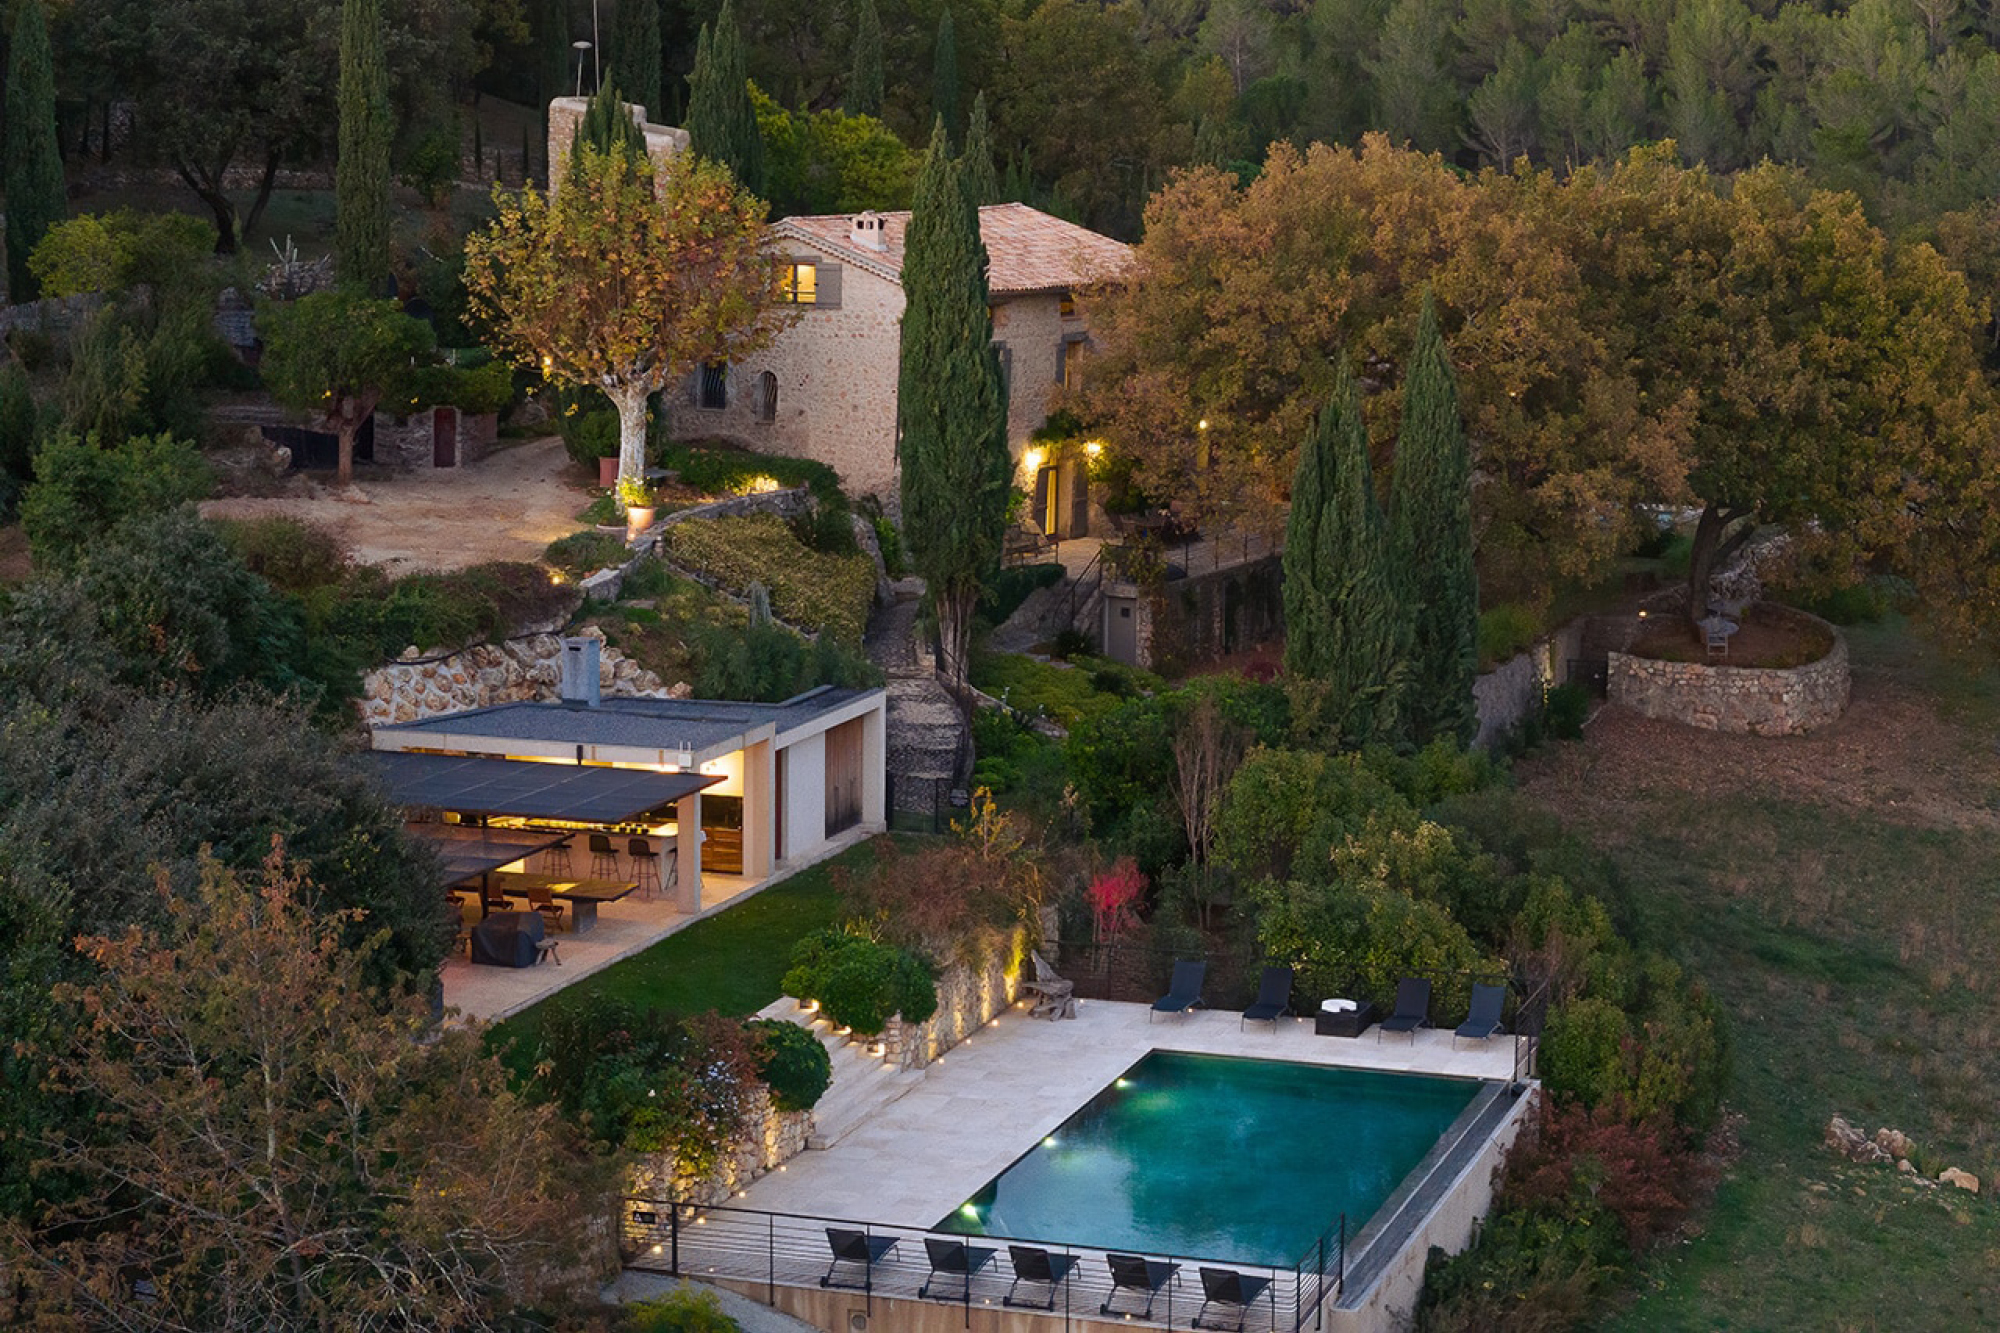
[667,204,1132,529]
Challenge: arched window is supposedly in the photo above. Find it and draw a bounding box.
[756,371,778,423]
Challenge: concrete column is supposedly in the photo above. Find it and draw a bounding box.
[862,701,888,827]
[741,738,776,880]
[674,792,703,912]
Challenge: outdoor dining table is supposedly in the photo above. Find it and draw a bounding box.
[485,872,641,934]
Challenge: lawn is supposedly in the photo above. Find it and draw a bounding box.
[1515,620,2000,1329]
[487,835,901,1073]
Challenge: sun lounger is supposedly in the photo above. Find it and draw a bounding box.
[1004,1245,1080,1310]
[1454,982,1506,1046]
[820,1228,897,1290]
[1194,1266,1274,1331]
[1150,960,1206,1022]
[919,1237,997,1301]
[1102,1253,1180,1318]
[1376,976,1431,1042]
[1240,965,1294,1030]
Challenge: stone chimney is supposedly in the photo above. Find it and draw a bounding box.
[559,637,601,707]
[849,210,887,252]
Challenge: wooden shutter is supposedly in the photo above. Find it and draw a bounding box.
[815,262,842,308]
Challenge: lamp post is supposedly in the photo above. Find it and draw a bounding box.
[572,40,592,96]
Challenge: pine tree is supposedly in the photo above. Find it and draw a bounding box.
[961,91,998,206]
[932,7,961,146]
[1390,291,1479,747]
[847,0,884,117]
[5,0,65,302]
[898,119,1010,695]
[685,0,765,198]
[1286,362,1409,746]
[613,0,662,121]
[335,0,394,294]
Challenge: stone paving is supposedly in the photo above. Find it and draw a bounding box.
[736,998,1520,1228]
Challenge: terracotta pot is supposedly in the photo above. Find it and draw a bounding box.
[597,456,619,487]
[625,505,657,539]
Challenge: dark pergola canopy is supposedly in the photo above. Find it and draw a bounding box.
[415,824,574,882]
[365,751,720,824]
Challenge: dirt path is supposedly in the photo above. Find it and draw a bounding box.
[200,436,596,572]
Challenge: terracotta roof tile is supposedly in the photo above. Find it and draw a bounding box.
[773,202,1131,295]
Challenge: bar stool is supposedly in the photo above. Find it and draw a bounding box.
[543,839,574,877]
[588,833,619,879]
[628,837,660,897]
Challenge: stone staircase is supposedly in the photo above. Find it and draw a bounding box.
[754,1000,925,1151]
[865,579,969,823]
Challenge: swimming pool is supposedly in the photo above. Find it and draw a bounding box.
[936,1051,1482,1266]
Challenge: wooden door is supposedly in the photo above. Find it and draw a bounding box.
[432,407,458,467]
[823,719,863,836]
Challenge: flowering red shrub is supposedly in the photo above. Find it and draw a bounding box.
[1503,1093,1709,1255]
[1088,857,1148,941]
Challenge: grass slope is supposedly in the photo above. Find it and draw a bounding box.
[488,836,902,1073]
[1517,622,2000,1329]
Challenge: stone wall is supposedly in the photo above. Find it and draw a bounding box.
[545,95,688,192]
[670,249,908,499]
[630,1084,813,1208]
[1473,618,1589,749]
[372,408,499,469]
[879,927,1028,1072]
[356,627,684,728]
[1607,607,1849,735]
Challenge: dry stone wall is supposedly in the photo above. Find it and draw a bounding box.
[879,927,1027,1072]
[1608,608,1848,735]
[356,627,685,728]
[631,1084,813,1207]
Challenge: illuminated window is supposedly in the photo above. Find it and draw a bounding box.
[779,261,817,304]
[1059,293,1077,317]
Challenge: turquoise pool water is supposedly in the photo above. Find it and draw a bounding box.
[936,1052,1480,1266]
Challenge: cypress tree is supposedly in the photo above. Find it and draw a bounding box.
[847,0,884,118]
[932,7,960,146]
[1289,362,1409,747]
[898,119,1010,694]
[573,76,648,170]
[685,0,765,197]
[535,0,571,103]
[335,0,394,294]
[1391,290,1479,747]
[613,0,662,122]
[960,91,997,207]
[5,0,64,302]
[1283,388,1336,693]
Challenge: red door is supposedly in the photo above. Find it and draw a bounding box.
[432,407,458,467]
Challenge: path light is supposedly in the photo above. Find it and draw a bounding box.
[1043,1136,1057,1147]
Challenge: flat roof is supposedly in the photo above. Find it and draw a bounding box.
[377,687,880,756]
[408,823,572,881]
[366,751,720,823]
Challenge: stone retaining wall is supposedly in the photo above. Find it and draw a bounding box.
[356,626,685,727]
[880,926,1028,1072]
[1474,619,1588,749]
[1607,606,1848,735]
[631,1084,813,1207]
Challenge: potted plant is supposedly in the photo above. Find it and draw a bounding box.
[618,475,657,538]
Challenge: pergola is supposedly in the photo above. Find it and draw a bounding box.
[366,751,721,913]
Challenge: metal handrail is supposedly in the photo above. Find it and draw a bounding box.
[1053,543,1106,636]
[620,1196,1343,1332]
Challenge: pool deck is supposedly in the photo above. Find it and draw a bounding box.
[737,998,1520,1228]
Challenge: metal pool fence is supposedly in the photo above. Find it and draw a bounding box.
[621,1199,1348,1331]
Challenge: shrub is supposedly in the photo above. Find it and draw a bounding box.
[622,555,675,599]
[978,562,1064,625]
[746,1017,833,1112]
[666,513,875,645]
[1088,857,1147,941]
[688,622,879,702]
[557,385,620,466]
[545,529,628,578]
[20,431,214,567]
[624,1287,741,1333]
[781,931,938,1038]
[660,441,843,504]
[1799,580,1888,625]
[788,499,860,556]
[1543,683,1590,740]
[392,360,516,415]
[1477,603,1541,667]
[215,516,349,594]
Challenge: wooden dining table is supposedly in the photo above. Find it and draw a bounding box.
[484,872,640,934]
